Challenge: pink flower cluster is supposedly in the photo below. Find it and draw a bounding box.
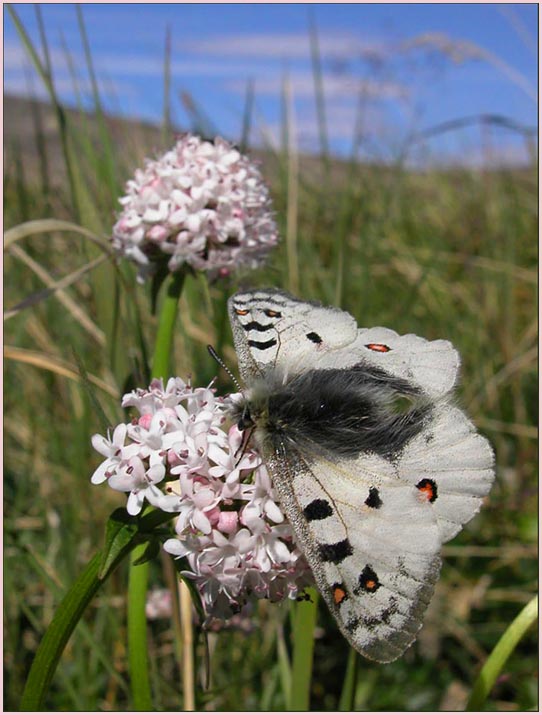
[112,134,279,282]
[90,378,312,622]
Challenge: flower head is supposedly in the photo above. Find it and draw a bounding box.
[112,134,279,282]
[90,378,313,624]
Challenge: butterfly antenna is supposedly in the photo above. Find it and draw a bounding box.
[207,345,243,392]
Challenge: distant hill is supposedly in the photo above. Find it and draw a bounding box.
[3,93,177,188]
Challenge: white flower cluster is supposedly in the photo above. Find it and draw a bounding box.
[112,134,279,282]
[91,378,312,621]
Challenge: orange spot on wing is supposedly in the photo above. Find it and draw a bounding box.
[366,343,391,353]
[235,309,249,316]
[365,580,376,591]
[333,586,347,605]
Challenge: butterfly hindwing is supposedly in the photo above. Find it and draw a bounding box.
[265,444,442,662]
[399,403,495,542]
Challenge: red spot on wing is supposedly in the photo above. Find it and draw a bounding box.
[416,478,438,503]
[366,343,391,353]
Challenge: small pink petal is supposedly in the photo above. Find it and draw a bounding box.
[217,511,239,534]
[138,414,153,430]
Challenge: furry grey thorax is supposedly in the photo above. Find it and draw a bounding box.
[229,363,432,461]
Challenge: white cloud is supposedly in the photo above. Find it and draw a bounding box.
[228,72,408,101]
[3,40,70,72]
[184,32,387,61]
[253,100,390,153]
[94,54,275,79]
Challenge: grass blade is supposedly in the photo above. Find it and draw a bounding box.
[239,77,254,152]
[76,4,118,196]
[308,8,329,173]
[20,508,173,710]
[7,3,80,217]
[466,594,538,710]
[162,24,172,147]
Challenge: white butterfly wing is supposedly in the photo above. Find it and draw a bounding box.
[228,290,358,381]
[228,288,495,661]
[264,445,442,662]
[352,328,460,398]
[399,403,495,542]
[229,290,460,398]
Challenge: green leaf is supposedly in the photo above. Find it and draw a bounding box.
[98,508,139,579]
[20,508,173,710]
[466,594,538,711]
[20,551,104,710]
[132,537,161,566]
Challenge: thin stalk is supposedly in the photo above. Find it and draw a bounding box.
[288,588,318,710]
[308,8,330,174]
[127,546,152,711]
[8,4,80,218]
[466,594,538,710]
[76,4,117,196]
[152,270,187,379]
[284,73,299,295]
[239,78,254,153]
[179,580,195,710]
[338,646,358,710]
[126,269,187,709]
[162,24,172,147]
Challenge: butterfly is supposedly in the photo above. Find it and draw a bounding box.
[226,288,495,663]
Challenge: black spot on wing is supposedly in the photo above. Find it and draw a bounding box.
[318,539,353,563]
[242,321,275,332]
[356,565,381,593]
[248,338,277,351]
[303,498,333,521]
[306,332,322,344]
[345,616,361,633]
[365,486,382,509]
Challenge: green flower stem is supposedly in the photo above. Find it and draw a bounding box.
[466,594,538,711]
[152,269,186,379]
[126,269,187,709]
[288,587,319,710]
[127,546,152,711]
[339,646,358,711]
[20,509,172,711]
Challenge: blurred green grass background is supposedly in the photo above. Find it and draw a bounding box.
[3,7,538,711]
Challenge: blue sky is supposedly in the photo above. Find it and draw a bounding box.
[4,3,538,165]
